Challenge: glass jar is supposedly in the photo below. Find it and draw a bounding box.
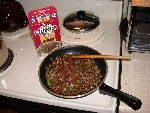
[0,0,28,33]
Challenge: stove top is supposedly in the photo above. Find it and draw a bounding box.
[0,0,122,113]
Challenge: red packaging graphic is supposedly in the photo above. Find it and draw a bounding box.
[28,6,61,56]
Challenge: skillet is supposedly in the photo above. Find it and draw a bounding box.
[39,45,142,110]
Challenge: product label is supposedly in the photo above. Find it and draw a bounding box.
[28,6,61,55]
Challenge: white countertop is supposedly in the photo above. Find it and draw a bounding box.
[119,42,150,113]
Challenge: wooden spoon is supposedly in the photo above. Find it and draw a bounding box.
[71,55,131,60]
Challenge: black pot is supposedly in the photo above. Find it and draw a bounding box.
[39,45,142,110]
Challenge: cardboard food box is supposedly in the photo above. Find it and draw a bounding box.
[28,6,61,56]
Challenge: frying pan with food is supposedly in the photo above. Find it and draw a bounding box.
[39,45,142,110]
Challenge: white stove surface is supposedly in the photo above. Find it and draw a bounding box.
[0,0,122,113]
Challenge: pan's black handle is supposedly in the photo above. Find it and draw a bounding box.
[99,83,142,110]
[119,17,128,42]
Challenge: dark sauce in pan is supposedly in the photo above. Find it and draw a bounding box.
[46,55,103,96]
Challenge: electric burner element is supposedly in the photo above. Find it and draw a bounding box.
[0,49,14,73]
[60,10,106,48]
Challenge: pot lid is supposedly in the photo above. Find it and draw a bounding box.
[63,10,100,33]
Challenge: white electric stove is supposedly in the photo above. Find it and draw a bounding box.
[0,0,122,113]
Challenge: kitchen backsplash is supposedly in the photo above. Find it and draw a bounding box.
[16,0,129,18]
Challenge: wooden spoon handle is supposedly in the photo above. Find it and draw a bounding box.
[72,55,131,60]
